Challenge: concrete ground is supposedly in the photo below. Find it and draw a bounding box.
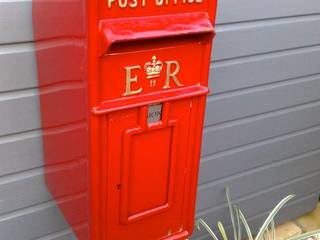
[276,203,320,240]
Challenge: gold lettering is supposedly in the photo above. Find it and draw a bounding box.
[106,0,204,8]
[155,0,163,6]
[150,79,156,87]
[107,0,115,8]
[119,0,127,8]
[124,66,143,96]
[129,0,138,7]
[163,61,183,89]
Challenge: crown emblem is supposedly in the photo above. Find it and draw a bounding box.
[144,56,163,79]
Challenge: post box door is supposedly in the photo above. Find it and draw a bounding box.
[104,97,203,240]
[96,39,210,240]
[92,12,214,240]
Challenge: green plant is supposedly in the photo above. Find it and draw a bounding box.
[196,187,320,240]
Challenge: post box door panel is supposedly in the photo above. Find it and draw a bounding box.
[105,98,200,239]
[96,35,211,240]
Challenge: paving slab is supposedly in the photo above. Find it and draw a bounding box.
[275,221,303,240]
[296,204,320,232]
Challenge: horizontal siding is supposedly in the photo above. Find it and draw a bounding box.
[0,43,37,92]
[0,168,51,215]
[0,40,85,94]
[0,86,86,136]
[206,74,320,125]
[0,89,40,135]
[197,172,320,220]
[0,0,33,44]
[37,229,77,240]
[36,224,88,240]
[0,196,86,240]
[210,45,320,94]
[0,161,87,216]
[0,130,43,175]
[0,0,85,44]
[216,0,320,24]
[0,0,319,240]
[0,122,86,176]
[0,202,68,240]
[202,100,320,156]
[200,125,320,184]
[197,149,320,211]
[214,15,320,61]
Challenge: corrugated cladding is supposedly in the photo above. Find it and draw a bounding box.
[0,0,319,239]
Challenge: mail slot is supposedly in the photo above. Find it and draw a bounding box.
[33,1,217,240]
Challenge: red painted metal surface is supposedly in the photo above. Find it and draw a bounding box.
[99,12,213,54]
[33,0,217,239]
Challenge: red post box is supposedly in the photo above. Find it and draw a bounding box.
[33,1,217,239]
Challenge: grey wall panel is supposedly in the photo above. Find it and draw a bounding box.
[39,234,76,240]
[205,74,320,126]
[0,122,85,176]
[210,46,320,94]
[216,0,320,24]
[0,130,43,175]
[0,90,40,136]
[197,149,320,211]
[0,41,85,93]
[199,125,320,184]
[37,229,77,240]
[0,0,84,44]
[0,0,33,44]
[202,101,320,156]
[37,226,89,240]
[214,16,320,61]
[0,122,86,176]
[0,86,86,136]
[197,172,320,221]
[0,169,51,215]
[0,202,69,240]
[0,196,87,240]
[0,43,38,92]
[0,163,87,215]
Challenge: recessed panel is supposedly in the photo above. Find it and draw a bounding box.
[121,126,175,223]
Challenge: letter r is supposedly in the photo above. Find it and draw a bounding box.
[163,61,183,89]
